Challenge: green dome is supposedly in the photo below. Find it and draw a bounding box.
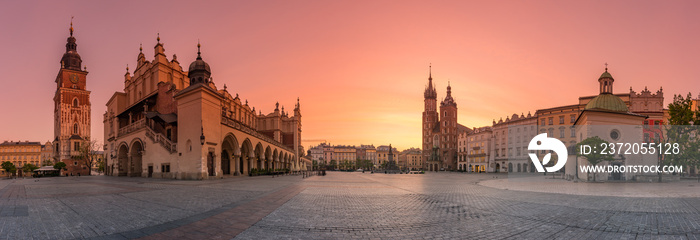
[599,71,613,80]
[585,93,628,112]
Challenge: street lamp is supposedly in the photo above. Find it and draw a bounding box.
[200,126,205,146]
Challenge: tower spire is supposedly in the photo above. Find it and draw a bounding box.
[197,40,202,60]
[69,16,74,36]
[429,63,432,80]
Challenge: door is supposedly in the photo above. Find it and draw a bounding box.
[612,162,621,180]
[148,166,153,178]
[207,152,215,176]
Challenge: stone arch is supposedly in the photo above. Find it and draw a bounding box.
[523,163,528,173]
[517,163,522,172]
[241,138,254,175]
[129,139,144,177]
[222,133,240,175]
[117,142,129,176]
[508,163,513,173]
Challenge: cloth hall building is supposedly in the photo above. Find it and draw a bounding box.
[103,36,305,180]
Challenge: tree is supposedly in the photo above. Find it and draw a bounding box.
[54,162,67,171]
[576,136,614,181]
[76,140,101,176]
[665,93,700,180]
[329,160,337,170]
[97,159,105,174]
[312,160,318,171]
[42,159,54,166]
[22,163,39,173]
[1,161,16,177]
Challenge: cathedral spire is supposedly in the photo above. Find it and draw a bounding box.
[429,63,432,81]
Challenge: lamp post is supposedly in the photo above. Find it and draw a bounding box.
[200,127,205,146]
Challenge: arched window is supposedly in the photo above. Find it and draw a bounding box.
[73,98,79,107]
[73,124,78,134]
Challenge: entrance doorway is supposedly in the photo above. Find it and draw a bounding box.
[207,152,215,176]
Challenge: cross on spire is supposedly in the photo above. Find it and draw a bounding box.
[605,62,608,71]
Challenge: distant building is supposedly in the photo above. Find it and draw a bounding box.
[0,141,42,176]
[460,126,493,172]
[376,145,397,167]
[40,141,55,166]
[308,143,326,164]
[399,148,422,171]
[492,113,537,173]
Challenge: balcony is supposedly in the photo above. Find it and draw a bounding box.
[118,118,145,137]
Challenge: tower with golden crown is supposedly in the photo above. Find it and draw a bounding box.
[53,20,92,176]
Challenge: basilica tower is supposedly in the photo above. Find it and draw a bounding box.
[439,82,458,170]
[422,65,439,170]
[53,20,91,175]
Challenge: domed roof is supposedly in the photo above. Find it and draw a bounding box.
[187,43,211,85]
[585,93,628,112]
[188,44,210,74]
[61,22,82,71]
[599,70,613,80]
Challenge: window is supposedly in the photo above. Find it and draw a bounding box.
[570,115,576,123]
[73,124,79,134]
[644,133,650,143]
[162,164,171,173]
[548,117,553,125]
[540,119,545,126]
[559,128,565,138]
[570,127,576,137]
[73,98,79,107]
[548,128,554,137]
[610,129,620,140]
[73,142,80,151]
[559,116,564,124]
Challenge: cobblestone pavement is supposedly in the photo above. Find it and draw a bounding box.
[2,172,700,239]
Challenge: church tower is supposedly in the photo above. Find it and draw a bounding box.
[422,65,439,169]
[439,82,458,170]
[53,19,91,176]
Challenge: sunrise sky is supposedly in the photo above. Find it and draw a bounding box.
[1,1,699,150]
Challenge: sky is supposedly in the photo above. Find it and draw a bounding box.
[1,1,699,150]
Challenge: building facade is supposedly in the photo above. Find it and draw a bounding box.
[0,141,42,176]
[493,113,537,173]
[104,37,304,180]
[462,126,492,172]
[53,22,92,176]
[376,145,397,167]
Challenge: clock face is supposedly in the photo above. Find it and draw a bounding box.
[70,74,78,83]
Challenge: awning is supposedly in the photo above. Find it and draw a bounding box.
[145,112,178,124]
